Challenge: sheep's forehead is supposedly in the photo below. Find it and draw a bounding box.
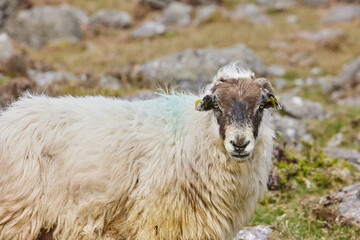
[212,78,262,111]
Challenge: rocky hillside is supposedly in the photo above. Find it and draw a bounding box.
[1,0,360,239]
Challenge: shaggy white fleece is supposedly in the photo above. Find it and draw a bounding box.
[0,91,274,239]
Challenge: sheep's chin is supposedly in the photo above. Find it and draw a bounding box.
[228,153,252,163]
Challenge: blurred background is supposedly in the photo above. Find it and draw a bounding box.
[1,0,360,239]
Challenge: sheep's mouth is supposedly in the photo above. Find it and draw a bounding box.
[230,153,251,159]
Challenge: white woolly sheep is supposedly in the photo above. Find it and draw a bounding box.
[0,62,281,240]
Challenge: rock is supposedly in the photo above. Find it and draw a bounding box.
[337,97,360,106]
[0,32,14,60]
[0,0,31,29]
[286,14,298,23]
[90,9,132,29]
[141,0,218,9]
[270,112,310,143]
[130,21,167,38]
[7,4,88,49]
[257,0,297,11]
[323,147,360,170]
[340,56,360,88]
[223,4,272,26]
[298,28,344,44]
[99,75,121,90]
[320,75,342,94]
[327,133,343,147]
[138,43,267,91]
[193,4,219,25]
[334,182,360,220]
[303,0,331,7]
[273,78,288,90]
[157,2,193,27]
[233,225,273,240]
[289,52,313,66]
[267,64,286,77]
[27,70,79,87]
[122,90,159,101]
[310,67,322,75]
[279,94,326,119]
[0,77,36,108]
[267,168,282,190]
[322,5,360,24]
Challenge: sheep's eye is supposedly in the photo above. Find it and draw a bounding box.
[259,102,265,109]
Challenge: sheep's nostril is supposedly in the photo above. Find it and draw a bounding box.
[230,140,250,153]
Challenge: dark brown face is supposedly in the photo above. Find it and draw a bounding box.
[197,77,280,161]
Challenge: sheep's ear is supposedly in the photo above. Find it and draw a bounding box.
[196,95,214,111]
[263,92,282,110]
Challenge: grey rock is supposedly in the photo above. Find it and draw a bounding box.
[311,67,322,75]
[157,2,193,27]
[257,0,297,11]
[141,0,218,9]
[267,64,286,77]
[327,133,343,147]
[90,9,132,29]
[286,14,298,23]
[324,147,360,170]
[335,182,360,220]
[130,21,167,38]
[0,0,27,29]
[273,78,288,90]
[337,97,360,106]
[289,52,311,66]
[122,90,159,101]
[0,32,14,60]
[138,44,267,91]
[341,56,360,86]
[233,225,273,240]
[223,4,272,26]
[320,75,342,94]
[303,0,331,7]
[27,70,78,87]
[7,4,88,49]
[322,5,360,23]
[279,94,326,119]
[194,4,219,25]
[298,28,344,44]
[270,112,310,143]
[99,75,121,90]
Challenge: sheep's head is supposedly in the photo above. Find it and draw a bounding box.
[196,63,281,162]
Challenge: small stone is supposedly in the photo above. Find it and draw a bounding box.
[27,70,78,87]
[337,97,360,106]
[130,21,167,38]
[267,64,286,77]
[311,67,322,75]
[322,5,360,24]
[156,2,193,27]
[223,4,272,26]
[341,56,360,87]
[90,9,132,29]
[298,28,344,44]
[99,75,121,90]
[193,4,219,25]
[0,32,14,60]
[273,78,288,90]
[286,14,298,23]
[257,0,297,11]
[327,133,343,147]
[323,147,360,170]
[334,182,360,220]
[279,94,326,119]
[233,225,273,240]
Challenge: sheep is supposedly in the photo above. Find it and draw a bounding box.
[0,62,281,240]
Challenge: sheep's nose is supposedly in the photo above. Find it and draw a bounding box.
[230,140,250,153]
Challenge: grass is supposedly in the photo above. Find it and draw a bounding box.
[250,142,360,239]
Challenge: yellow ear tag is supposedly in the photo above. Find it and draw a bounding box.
[267,96,281,109]
[195,99,202,110]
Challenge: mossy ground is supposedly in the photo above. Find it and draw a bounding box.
[7,1,360,238]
